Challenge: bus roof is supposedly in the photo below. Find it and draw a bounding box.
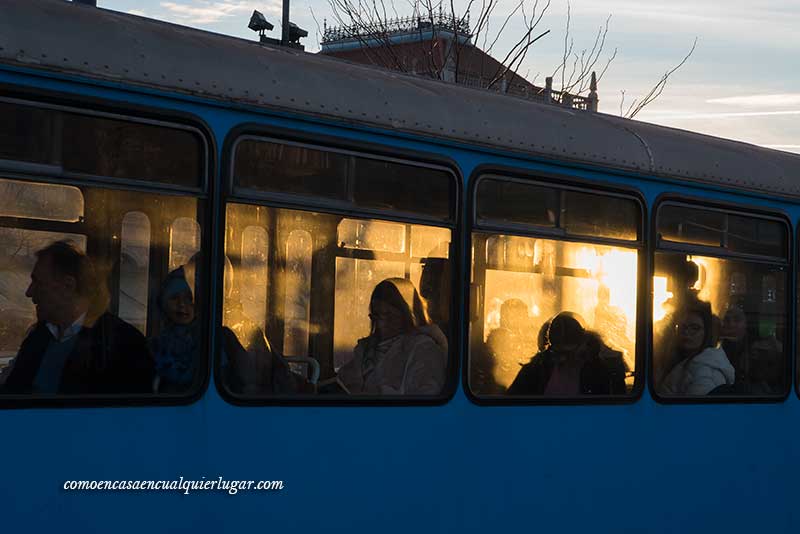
[2,0,800,198]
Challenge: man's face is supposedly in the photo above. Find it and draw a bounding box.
[25,256,72,324]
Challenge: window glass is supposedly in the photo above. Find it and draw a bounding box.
[337,219,405,253]
[283,230,312,361]
[476,178,558,228]
[0,178,84,222]
[476,177,639,241]
[221,203,452,399]
[0,181,206,398]
[469,233,637,396]
[411,225,450,258]
[0,101,203,187]
[233,138,454,220]
[658,205,786,258]
[241,226,269,329]
[169,218,201,272]
[119,212,150,335]
[234,140,348,199]
[0,103,54,165]
[727,215,786,258]
[562,190,639,240]
[658,205,724,247]
[653,252,787,397]
[351,158,451,218]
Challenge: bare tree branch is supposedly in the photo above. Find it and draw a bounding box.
[626,37,698,118]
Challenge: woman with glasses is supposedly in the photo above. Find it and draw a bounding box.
[336,278,448,395]
[658,299,734,396]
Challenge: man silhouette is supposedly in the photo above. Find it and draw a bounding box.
[3,240,154,395]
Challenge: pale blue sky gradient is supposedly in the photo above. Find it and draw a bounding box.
[101,0,800,153]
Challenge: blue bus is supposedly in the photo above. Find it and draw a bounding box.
[2,1,800,532]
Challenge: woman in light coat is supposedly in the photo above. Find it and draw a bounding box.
[659,299,734,396]
[337,278,447,395]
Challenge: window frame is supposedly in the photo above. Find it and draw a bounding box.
[0,93,210,194]
[466,166,647,405]
[218,125,462,406]
[229,133,458,225]
[651,195,793,404]
[0,89,214,409]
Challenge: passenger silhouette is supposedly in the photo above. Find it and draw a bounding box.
[219,256,307,395]
[659,299,734,396]
[507,312,625,396]
[149,266,199,393]
[485,298,537,388]
[2,240,154,394]
[337,278,447,395]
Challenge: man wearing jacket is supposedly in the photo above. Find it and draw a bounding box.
[2,240,154,395]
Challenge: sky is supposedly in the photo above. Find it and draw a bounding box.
[100,0,800,154]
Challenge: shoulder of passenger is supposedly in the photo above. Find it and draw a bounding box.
[692,347,731,368]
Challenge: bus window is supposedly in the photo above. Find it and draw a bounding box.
[224,139,456,400]
[653,204,789,399]
[119,211,151,335]
[0,100,204,187]
[0,181,206,398]
[220,206,452,399]
[469,176,641,400]
[0,100,207,404]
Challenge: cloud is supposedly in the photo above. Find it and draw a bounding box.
[160,1,280,25]
[643,109,800,121]
[762,145,800,154]
[707,94,800,108]
[127,9,148,16]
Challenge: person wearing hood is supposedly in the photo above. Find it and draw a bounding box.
[337,278,448,395]
[507,312,626,396]
[659,299,734,396]
[149,266,199,393]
